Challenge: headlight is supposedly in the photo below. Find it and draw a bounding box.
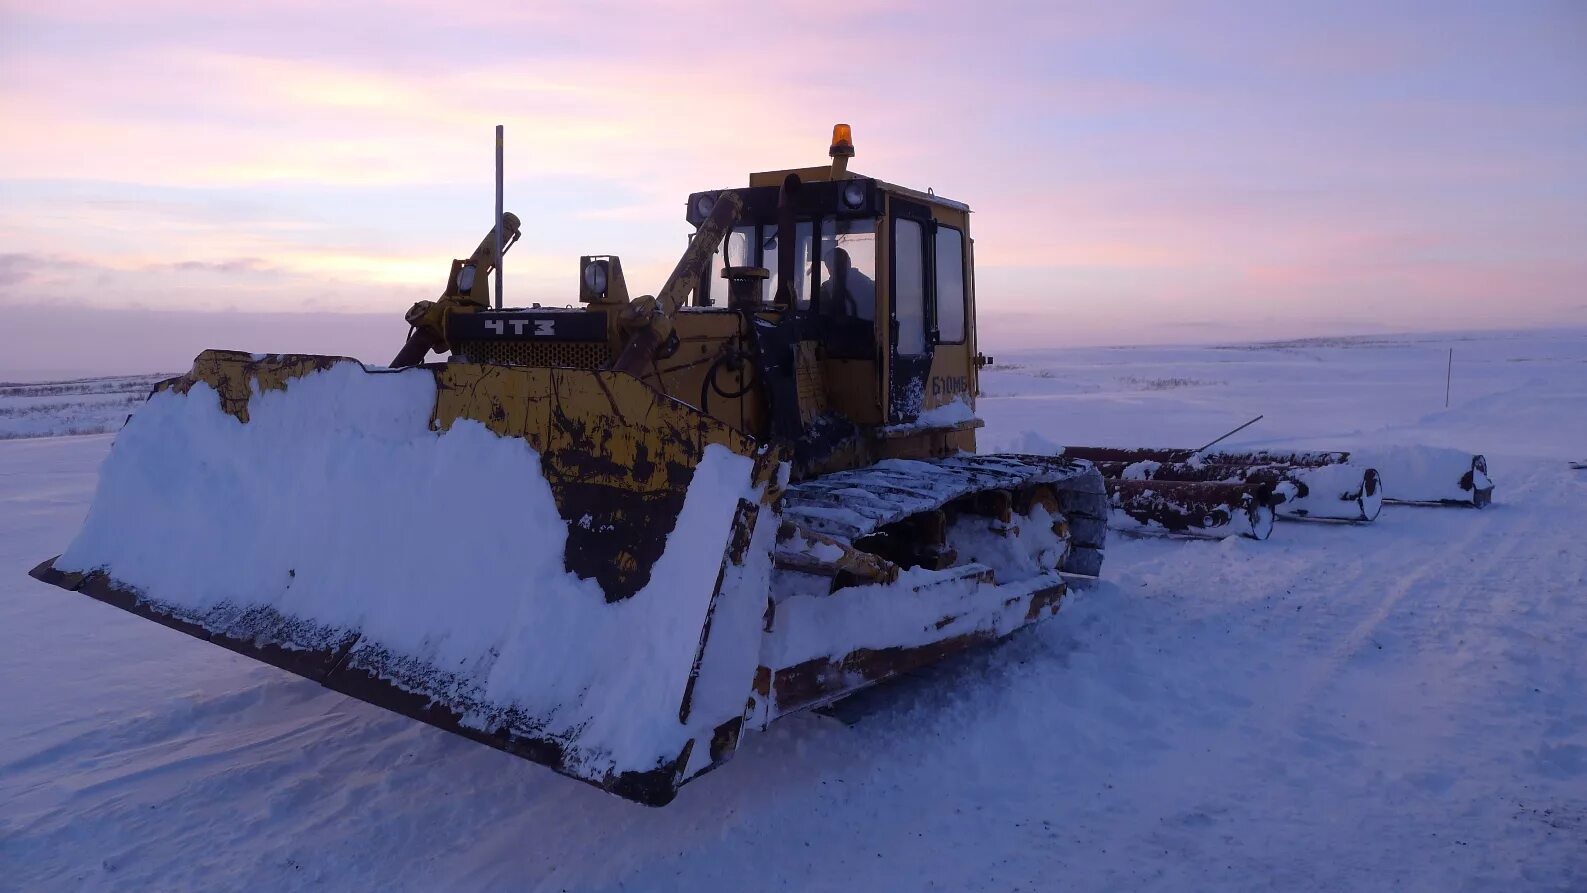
[841,180,866,210]
[456,263,476,293]
[582,259,609,295]
[694,193,717,220]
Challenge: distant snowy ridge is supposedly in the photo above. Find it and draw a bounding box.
[0,373,171,441]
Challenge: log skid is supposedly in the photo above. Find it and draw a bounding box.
[1107,479,1275,541]
[1067,442,1491,522]
[1086,460,1382,523]
[1062,446,1351,469]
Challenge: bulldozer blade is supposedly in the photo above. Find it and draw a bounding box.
[28,350,783,806]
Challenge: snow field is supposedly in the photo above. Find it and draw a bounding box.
[0,374,170,441]
[1,327,1584,891]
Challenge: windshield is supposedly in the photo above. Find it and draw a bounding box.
[816,218,876,322]
[709,218,874,314]
[763,221,813,308]
[723,227,753,268]
[713,222,812,307]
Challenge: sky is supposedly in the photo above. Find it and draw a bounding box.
[2,1,1585,371]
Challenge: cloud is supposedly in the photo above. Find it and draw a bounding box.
[158,258,278,275]
[0,254,47,289]
[0,252,109,293]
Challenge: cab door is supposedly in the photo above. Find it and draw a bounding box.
[887,198,934,422]
[923,219,972,413]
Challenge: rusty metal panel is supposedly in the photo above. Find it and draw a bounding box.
[431,362,772,601]
[157,351,354,423]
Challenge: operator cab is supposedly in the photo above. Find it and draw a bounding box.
[682,125,980,426]
[456,125,982,451]
[685,175,883,359]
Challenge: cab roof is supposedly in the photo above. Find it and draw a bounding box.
[747,166,970,213]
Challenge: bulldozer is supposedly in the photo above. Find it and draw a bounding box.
[30,125,1108,806]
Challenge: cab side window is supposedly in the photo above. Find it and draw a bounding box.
[894,218,927,355]
[934,226,965,343]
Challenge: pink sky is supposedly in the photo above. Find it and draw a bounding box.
[3,1,1584,369]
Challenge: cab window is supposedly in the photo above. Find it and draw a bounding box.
[763,221,813,308]
[934,225,965,343]
[815,217,877,321]
[893,218,927,355]
[713,222,817,307]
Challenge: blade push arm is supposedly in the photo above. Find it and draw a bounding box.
[391,212,523,367]
[610,191,744,376]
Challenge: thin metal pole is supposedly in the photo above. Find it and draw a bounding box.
[1195,414,1264,454]
[494,124,504,310]
[1445,348,1452,408]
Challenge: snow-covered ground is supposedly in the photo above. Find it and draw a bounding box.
[0,375,171,441]
[2,328,1584,891]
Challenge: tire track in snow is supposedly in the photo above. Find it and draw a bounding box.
[1282,462,1565,724]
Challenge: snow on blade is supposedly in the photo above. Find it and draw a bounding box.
[52,364,770,790]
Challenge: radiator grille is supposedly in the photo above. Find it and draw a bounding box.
[453,340,611,369]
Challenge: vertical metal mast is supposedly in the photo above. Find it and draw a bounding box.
[494,124,505,310]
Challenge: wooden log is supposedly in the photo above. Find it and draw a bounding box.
[1195,449,1351,468]
[1062,446,1193,466]
[1106,479,1274,541]
[1063,445,1352,468]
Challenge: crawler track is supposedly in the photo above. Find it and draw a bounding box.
[778,453,1110,581]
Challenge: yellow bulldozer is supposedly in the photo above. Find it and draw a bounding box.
[30,126,1108,805]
